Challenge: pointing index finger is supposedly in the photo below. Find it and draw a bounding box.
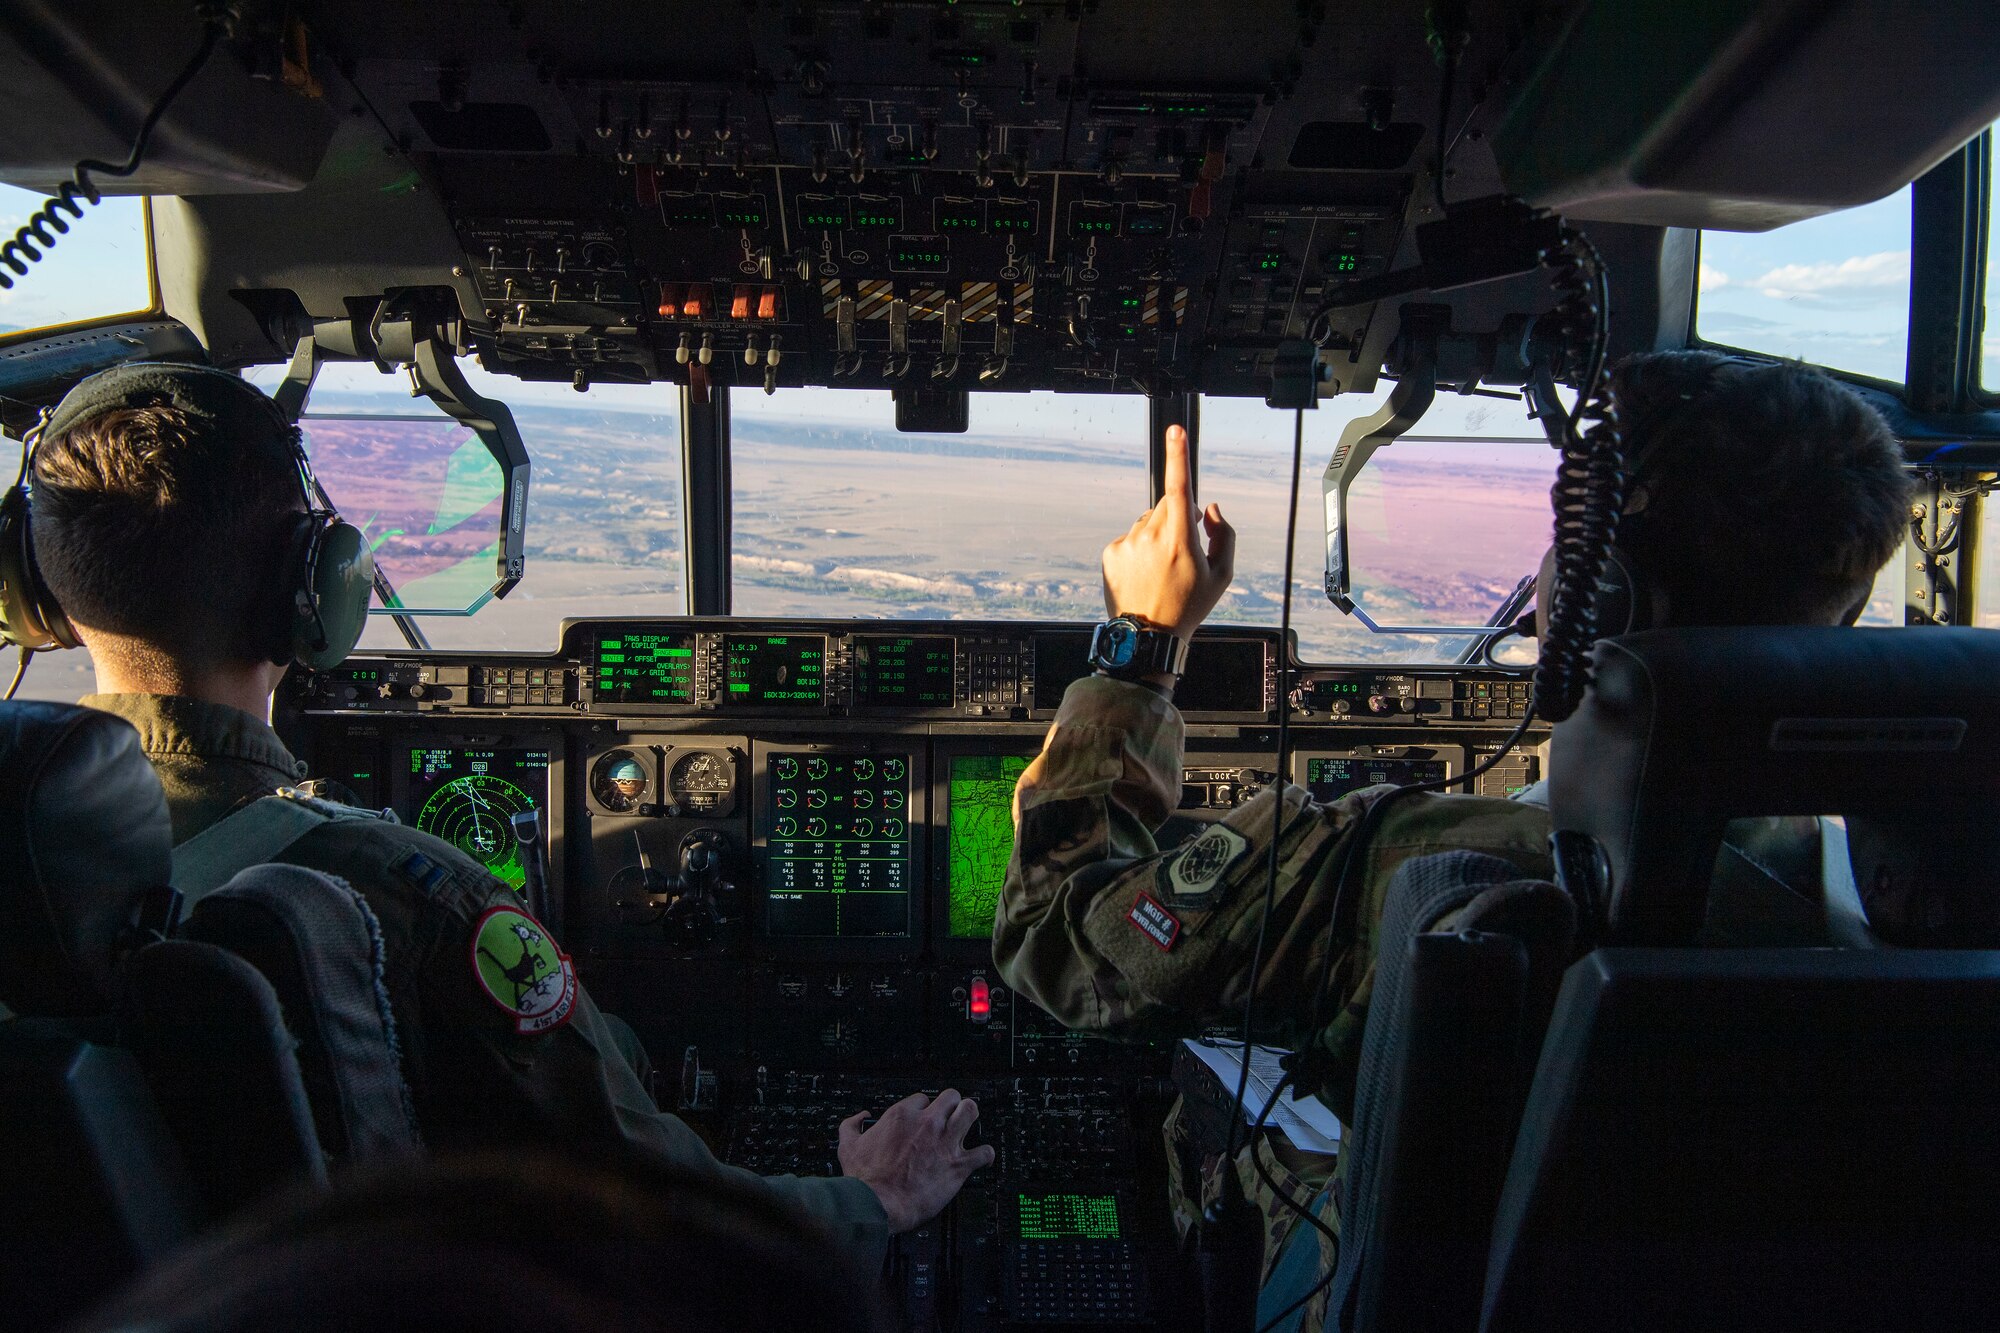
[1160,424,1193,517]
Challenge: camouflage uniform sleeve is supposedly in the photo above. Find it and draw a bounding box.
[993,675,1352,1040]
[288,822,890,1271]
[993,677,1557,1076]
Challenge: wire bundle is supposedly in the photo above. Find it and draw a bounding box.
[1530,231,1623,723]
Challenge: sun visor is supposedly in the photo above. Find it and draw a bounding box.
[1494,0,2000,231]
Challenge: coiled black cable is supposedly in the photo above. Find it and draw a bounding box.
[0,10,224,292]
[1529,229,1622,724]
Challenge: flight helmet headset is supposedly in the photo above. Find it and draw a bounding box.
[1561,354,1873,642]
[0,361,373,670]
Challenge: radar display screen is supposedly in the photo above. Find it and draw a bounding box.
[593,630,695,705]
[406,746,551,889]
[766,751,912,938]
[723,635,824,708]
[855,635,955,709]
[1304,755,1447,801]
[1007,1191,1123,1241]
[946,753,1030,938]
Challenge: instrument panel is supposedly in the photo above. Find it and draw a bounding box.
[282,617,1543,1331]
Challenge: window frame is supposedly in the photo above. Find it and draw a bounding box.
[0,195,162,346]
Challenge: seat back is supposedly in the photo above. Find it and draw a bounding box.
[1481,948,2000,1333]
[1549,627,2000,944]
[118,939,330,1215]
[0,1019,201,1333]
[181,863,424,1164]
[1330,852,1576,1333]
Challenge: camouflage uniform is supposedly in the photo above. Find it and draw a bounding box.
[84,693,890,1268]
[993,676,1554,1327]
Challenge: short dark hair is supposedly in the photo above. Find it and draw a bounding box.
[1612,351,1912,626]
[31,403,304,666]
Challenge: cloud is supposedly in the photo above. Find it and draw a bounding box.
[1697,262,1730,292]
[1749,249,1909,301]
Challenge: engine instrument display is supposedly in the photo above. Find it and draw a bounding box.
[593,631,695,705]
[590,748,653,814]
[1303,755,1449,801]
[668,749,737,816]
[406,746,552,889]
[766,750,912,938]
[854,635,955,709]
[946,753,1031,938]
[724,635,825,708]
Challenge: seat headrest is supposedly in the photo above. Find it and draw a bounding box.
[0,702,172,1016]
[1550,627,2000,944]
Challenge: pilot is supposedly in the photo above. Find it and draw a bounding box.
[993,350,1912,1320]
[22,362,991,1267]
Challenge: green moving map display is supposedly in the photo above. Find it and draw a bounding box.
[947,754,1031,938]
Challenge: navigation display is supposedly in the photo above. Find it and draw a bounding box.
[766,750,913,938]
[1303,755,1448,801]
[946,753,1030,938]
[405,745,552,890]
[592,630,695,704]
[724,635,825,708]
[1007,1191,1124,1241]
[855,635,955,709]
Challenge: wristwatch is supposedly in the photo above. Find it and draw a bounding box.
[1087,616,1190,681]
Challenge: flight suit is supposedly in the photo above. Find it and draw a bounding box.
[993,676,1554,1330]
[82,693,890,1268]
[994,676,1554,1115]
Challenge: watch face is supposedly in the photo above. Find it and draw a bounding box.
[1091,619,1139,669]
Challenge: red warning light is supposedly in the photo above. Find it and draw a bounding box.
[969,976,992,1021]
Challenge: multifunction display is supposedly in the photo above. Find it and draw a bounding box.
[854,635,955,709]
[946,753,1031,938]
[1303,755,1448,801]
[1009,1191,1123,1241]
[593,630,695,704]
[404,745,552,889]
[766,750,913,938]
[724,635,824,708]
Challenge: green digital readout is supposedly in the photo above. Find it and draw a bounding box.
[1255,249,1287,272]
[717,193,767,227]
[852,200,904,230]
[1329,251,1360,274]
[1070,206,1117,236]
[889,238,949,273]
[1013,1191,1122,1241]
[723,635,825,708]
[796,194,849,231]
[1122,204,1173,236]
[593,632,695,705]
[660,193,714,228]
[990,199,1039,233]
[855,635,955,708]
[933,198,985,232]
[947,753,1030,938]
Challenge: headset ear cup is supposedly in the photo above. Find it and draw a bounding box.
[293,520,374,670]
[1590,545,1642,639]
[0,484,80,652]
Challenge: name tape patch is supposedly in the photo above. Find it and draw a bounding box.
[1129,892,1182,951]
[471,905,577,1035]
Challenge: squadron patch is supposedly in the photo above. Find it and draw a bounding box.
[1162,826,1250,909]
[1128,893,1182,951]
[470,905,577,1034]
